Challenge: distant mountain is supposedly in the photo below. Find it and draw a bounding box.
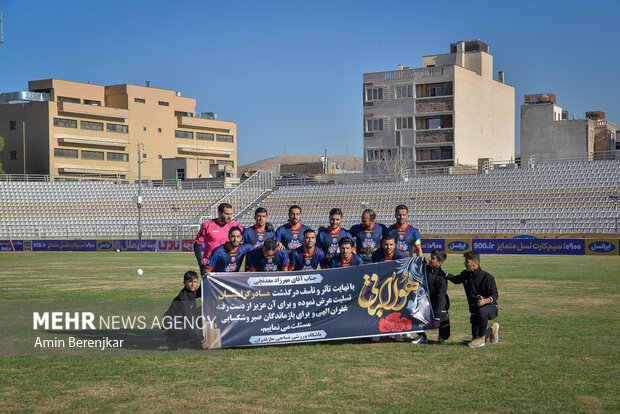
[239,155,363,175]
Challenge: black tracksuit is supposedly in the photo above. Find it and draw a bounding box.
[163,286,203,347]
[423,264,451,340]
[446,267,498,340]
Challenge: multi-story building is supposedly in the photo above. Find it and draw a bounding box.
[363,40,515,175]
[520,94,617,163]
[0,79,237,180]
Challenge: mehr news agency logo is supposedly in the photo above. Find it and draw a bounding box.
[31,312,216,350]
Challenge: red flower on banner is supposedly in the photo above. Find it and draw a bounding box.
[379,313,412,333]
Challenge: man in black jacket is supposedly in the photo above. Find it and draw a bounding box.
[411,249,450,344]
[163,271,208,350]
[446,251,499,348]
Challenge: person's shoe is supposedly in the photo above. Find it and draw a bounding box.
[468,337,485,348]
[410,334,428,344]
[371,336,381,342]
[438,336,447,343]
[490,323,500,344]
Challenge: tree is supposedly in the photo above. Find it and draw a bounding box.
[0,135,4,175]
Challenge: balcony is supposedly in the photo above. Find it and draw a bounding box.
[177,144,234,157]
[415,96,453,113]
[415,128,454,144]
[177,116,232,132]
[58,102,128,120]
[57,136,129,149]
[55,163,130,175]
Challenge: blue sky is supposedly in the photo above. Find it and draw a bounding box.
[1,0,618,165]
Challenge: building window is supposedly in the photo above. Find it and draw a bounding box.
[395,85,413,99]
[196,132,214,141]
[80,120,104,131]
[175,130,193,139]
[54,118,78,128]
[175,111,193,117]
[365,118,384,132]
[158,101,169,106]
[418,115,452,130]
[9,121,16,130]
[216,134,234,143]
[368,148,398,161]
[134,98,146,103]
[365,87,384,101]
[10,150,17,160]
[177,169,185,180]
[218,160,234,167]
[107,152,129,162]
[57,96,81,104]
[82,150,104,160]
[419,82,453,97]
[157,128,162,133]
[396,117,413,130]
[401,147,414,160]
[83,99,101,106]
[54,148,78,158]
[107,123,129,133]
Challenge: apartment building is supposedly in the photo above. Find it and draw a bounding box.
[363,40,515,175]
[0,79,237,180]
[520,94,617,163]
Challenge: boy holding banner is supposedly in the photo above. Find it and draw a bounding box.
[411,249,450,344]
[163,271,208,350]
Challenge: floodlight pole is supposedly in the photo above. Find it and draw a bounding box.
[137,143,145,240]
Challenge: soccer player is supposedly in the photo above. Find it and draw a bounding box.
[290,229,327,270]
[242,207,276,248]
[316,208,355,263]
[329,237,364,268]
[371,235,405,262]
[349,209,388,263]
[194,203,243,275]
[411,249,450,344]
[246,238,289,272]
[205,227,253,273]
[445,251,499,348]
[385,205,423,258]
[275,205,311,253]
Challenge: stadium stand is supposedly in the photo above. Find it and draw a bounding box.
[1,160,619,238]
[0,181,230,239]
[238,160,620,235]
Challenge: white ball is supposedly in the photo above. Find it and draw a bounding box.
[116,249,120,252]
[136,268,143,275]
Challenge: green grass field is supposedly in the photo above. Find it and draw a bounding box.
[0,252,618,413]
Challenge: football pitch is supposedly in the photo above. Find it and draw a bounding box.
[0,252,618,413]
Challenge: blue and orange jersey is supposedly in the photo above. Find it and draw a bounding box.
[242,225,276,248]
[290,246,326,270]
[275,223,311,252]
[349,222,388,263]
[205,243,253,272]
[385,223,422,258]
[316,226,355,262]
[329,253,364,268]
[245,248,289,272]
[371,248,405,263]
